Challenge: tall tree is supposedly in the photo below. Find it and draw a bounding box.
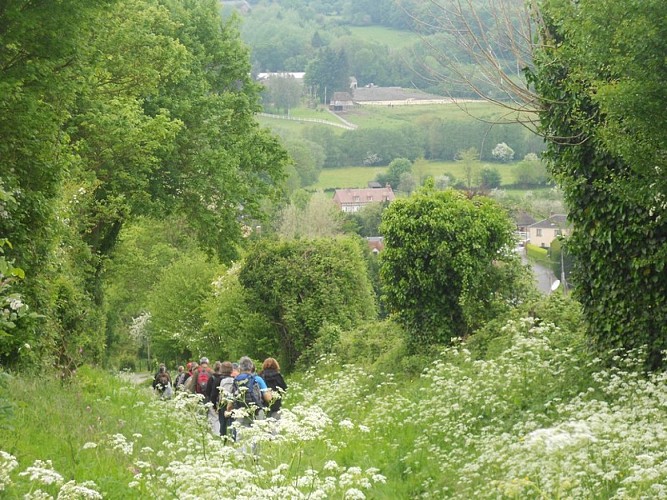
[529,0,667,368]
[380,184,527,351]
[0,0,115,364]
[304,47,350,103]
[263,74,303,113]
[143,0,288,262]
[0,0,289,368]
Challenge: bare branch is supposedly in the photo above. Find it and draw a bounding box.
[400,0,545,131]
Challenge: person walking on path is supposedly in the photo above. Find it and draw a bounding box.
[173,365,189,391]
[259,357,287,420]
[210,361,235,440]
[226,356,272,446]
[152,363,172,398]
[205,361,224,434]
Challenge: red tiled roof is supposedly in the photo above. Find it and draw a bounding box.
[332,187,395,205]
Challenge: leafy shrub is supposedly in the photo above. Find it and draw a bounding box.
[334,321,406,370]
[240,237,377,370]
[117,356,137,372]
[525,243,549,264]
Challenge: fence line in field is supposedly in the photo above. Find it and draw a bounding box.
[257,112,358,130]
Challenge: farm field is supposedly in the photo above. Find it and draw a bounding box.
[310,160,520,190]
[340,100,519,129]
[260,101,517,131]
[346,25,421,48]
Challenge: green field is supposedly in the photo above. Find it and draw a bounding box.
[311,159,520,190]
[312,166,386,190]
[260,101,515,132]
[340,100,518,129]
[346,25,421,49]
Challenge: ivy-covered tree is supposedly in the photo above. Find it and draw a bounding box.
[380,184,528,351]
[239,237,377,370]
[529,0,667,368]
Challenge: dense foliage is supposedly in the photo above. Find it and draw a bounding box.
[239,237,377,369]
[380,184,531,350]
[296,118,543,169]
[530,0,667,368]
[5,294,667,498]
[0,0,288,370]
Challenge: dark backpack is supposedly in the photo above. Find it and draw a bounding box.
[232,375,264,414]
[195,369,210,394]
[157,373,170,387]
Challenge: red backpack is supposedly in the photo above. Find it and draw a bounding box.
[195,369,210,394]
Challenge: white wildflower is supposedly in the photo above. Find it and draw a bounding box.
[0,451,19,491]
[339,419,354,429]
[57,480,103,499]
[345,487,366,499]
[19,460,64,486]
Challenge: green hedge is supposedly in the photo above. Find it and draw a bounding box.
[526,243,550,265]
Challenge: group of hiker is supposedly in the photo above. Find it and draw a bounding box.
[151,355,287,440]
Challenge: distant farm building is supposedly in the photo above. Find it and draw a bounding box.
[256,72,306,82]
[366,236,385,254]
[351,86,454,106]
[329,92,355,111]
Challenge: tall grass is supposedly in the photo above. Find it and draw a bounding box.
[3,309,667,498]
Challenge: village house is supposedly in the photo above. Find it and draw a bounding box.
[527,214,570,248]
[332,186,395,213]
[513,211,537,245]
[366,236,385,254]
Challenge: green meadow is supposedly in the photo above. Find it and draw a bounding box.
[260,101,517,132]
[346,25,421,49]
[339,100,521,129]
[311,159,520,190]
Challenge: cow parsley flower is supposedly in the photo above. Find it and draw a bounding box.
[0,451,18,491]
[57,480,103,499]
[19,459,64,486]
[345,487,366,499]
[339,419,354,429]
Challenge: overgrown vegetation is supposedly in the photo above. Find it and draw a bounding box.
[380,185,532,350]
[2,0,665,496]
[0,0,289,370]
[530,0,667,368]
[3,294,667,498]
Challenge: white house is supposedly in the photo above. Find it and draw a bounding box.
[527,214,570,248]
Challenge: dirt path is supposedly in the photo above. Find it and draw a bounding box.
[118,371,152,385]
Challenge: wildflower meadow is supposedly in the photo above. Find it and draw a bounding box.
[2,313,667,498]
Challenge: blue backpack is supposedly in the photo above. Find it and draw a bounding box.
[232,375,264,415]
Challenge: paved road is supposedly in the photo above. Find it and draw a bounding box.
[517,247,558,294]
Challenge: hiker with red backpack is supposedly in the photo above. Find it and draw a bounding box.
[193,357,212,396]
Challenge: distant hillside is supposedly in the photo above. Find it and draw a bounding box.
[229,1,523,99]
